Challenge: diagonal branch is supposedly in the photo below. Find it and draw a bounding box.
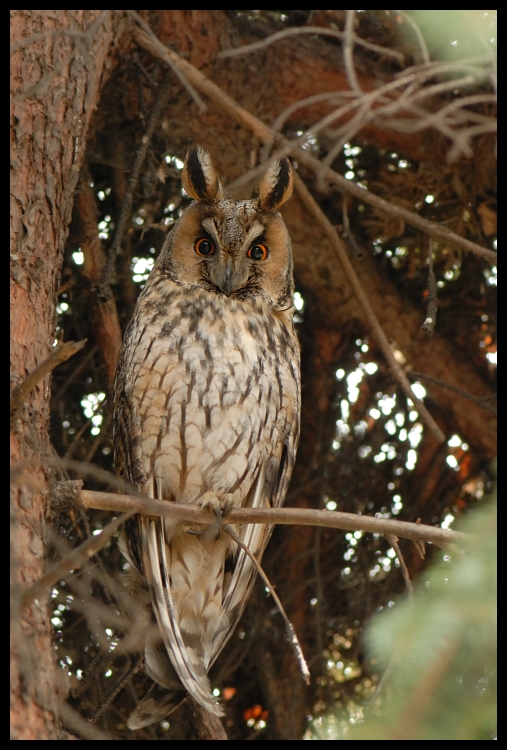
[19,510,135,609]
[292,171,445,444]
[10,339,87,419]
[223,524,310,685]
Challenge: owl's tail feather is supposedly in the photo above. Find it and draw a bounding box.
[128,683,186,730]
[141,518,224,717]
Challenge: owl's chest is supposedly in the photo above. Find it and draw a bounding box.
[126,299,293,422]
[119,290,299,499]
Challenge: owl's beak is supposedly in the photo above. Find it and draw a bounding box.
[220,258,234,297]
[211,256,246,297]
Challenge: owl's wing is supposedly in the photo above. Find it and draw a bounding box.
[112,355,137,489]
[210,441,294,666]
[139,514,224,716]
[115,365,222,717]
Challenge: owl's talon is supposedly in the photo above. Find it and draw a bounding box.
[212,496,234,539]
[192,493,233,540]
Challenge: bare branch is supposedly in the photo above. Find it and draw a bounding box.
[10,339,87,417]
[98,73,172,299]
[87,657,144,725]
[343,10,361,93]
[421,242,437,334]
[128,12,207,111]
[407,371,497,414]
[386,535,413,596]
[395,10,431,65]
[217,24,405,62]
[292,171,446,444]
[222,524,311,685]
[341,199,363,258]
[79,489,466,547]
[19,510,134,609]
[58,701,112,740]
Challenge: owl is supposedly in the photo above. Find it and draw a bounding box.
[113,147,300,729]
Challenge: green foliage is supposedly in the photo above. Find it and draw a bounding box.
[306,498,497,740]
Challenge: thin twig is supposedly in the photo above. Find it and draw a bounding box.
[386,535,413,596]
[79,489,466,547]
[98,74,172,298]
[128,11,207,110]
[343,10,361,93]
[64,400,106,460]
[312,524,327,695]
[222,524,311,685]
[395,10,430,65]
[10,339,87,417]
[51,343,98,406]
[228,42,493,168]
[407,371,497,414]
[398,53,495,77]
[131,28,495,263]
[421,241,437,334]
[217,24,405,62]
[398,94,496,132]
[292,171,446,444]
[341,198,363,258]
[19,510,134,609]
[87,656,144,724]
[412,538,426,560]
[58,700,112,740]
[45,456,138,494]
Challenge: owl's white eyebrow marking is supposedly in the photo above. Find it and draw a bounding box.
[242,222,265,253]
[201,218,220,245]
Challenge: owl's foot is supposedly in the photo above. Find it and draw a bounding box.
[187,493,233,540]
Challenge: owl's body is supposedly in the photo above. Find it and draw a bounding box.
[113,149,300,728]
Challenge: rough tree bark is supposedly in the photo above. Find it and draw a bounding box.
[10,10,128,738]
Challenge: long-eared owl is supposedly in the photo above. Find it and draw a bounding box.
[113,148,300,728]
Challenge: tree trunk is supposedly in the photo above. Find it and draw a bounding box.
[10,10,127,738]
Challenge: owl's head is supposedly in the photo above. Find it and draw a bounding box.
[162,147,295,307]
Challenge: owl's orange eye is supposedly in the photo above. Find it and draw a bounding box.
[247,243,268,261]
[195,238,215,256]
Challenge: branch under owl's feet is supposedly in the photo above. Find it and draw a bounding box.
[78,488,465,547]
[15,479,466,612]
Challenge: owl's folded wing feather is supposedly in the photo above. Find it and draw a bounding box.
[209,440,295,667]
[141,516,224,716]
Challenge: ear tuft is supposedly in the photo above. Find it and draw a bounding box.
[181,147,222,202]
[257,158,293,211]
